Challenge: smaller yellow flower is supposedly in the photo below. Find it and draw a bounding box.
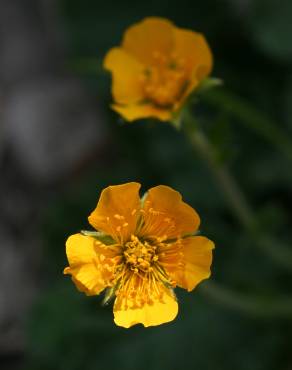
[64,182,214,328]
[104,17,213,122]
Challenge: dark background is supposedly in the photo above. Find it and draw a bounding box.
[1,0,292,369]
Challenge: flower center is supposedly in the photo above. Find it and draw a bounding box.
[140,51,190,108]
[123,235,158,273]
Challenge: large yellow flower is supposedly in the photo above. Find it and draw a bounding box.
[104,17,213,122]
[64,182,214,328]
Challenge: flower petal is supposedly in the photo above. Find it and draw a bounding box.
[165,236,214,291]
[104,47,145,104]
[112,103,172,122]
[114,285,178,328]
[88,182,141,243]
[122,17,174,65]
[140,185,200,239]
[64,233,115,295]
[173,28,213,82]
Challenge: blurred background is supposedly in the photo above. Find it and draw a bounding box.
[1,0,292,369]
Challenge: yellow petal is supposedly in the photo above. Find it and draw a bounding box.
[173,28,213,82]
[88,182,141,243]
[114,285,178,328]
[140,185,200,239]
[64,234,112,295]
[104,47,144,104]
[166,236,214,291]
[70,274,96,296]
[122,17,174,65]
[112,103,172,122]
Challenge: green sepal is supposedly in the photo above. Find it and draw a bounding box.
[102,285,118,306]
[80,230,116,245]
[169,78,222,129]
[196,77,223,95]
[170,111,183,130]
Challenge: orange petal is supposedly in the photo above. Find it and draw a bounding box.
[64,234,114,295]
[140,185,200,240]
[88,182,141,243]
[103,47,145,104]
[112,103,172,122]
[113,284,178,328]
[166,236,214,291]
[173,28,213,82]
[122,17,174,65]
[70,274,96,296]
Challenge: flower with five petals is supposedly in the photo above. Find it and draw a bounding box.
[64,182,214,328]
[104,17,213,122]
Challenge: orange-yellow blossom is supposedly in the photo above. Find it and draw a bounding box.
[104,17,213,122]
[64,182,214,328]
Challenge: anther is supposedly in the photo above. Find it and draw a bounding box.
[114,214,124,220]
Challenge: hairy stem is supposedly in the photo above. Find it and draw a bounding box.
[201,88,292,162]
[183,109,292,270]
[200,280,292,320]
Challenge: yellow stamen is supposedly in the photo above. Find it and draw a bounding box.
[123,235,157,273]
[140,54,190,108]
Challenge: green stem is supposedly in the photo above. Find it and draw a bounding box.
[200,280,292,320]
[183,110,292,269]
[185,121,254,231]
[201,88,292,162]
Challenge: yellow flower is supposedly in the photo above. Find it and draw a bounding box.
[64,182,214,328]
[103,17,213,122]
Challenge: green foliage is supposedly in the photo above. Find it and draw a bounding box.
[26,1,292,369]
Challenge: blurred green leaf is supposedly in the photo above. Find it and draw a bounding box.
[249,0,292,61]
